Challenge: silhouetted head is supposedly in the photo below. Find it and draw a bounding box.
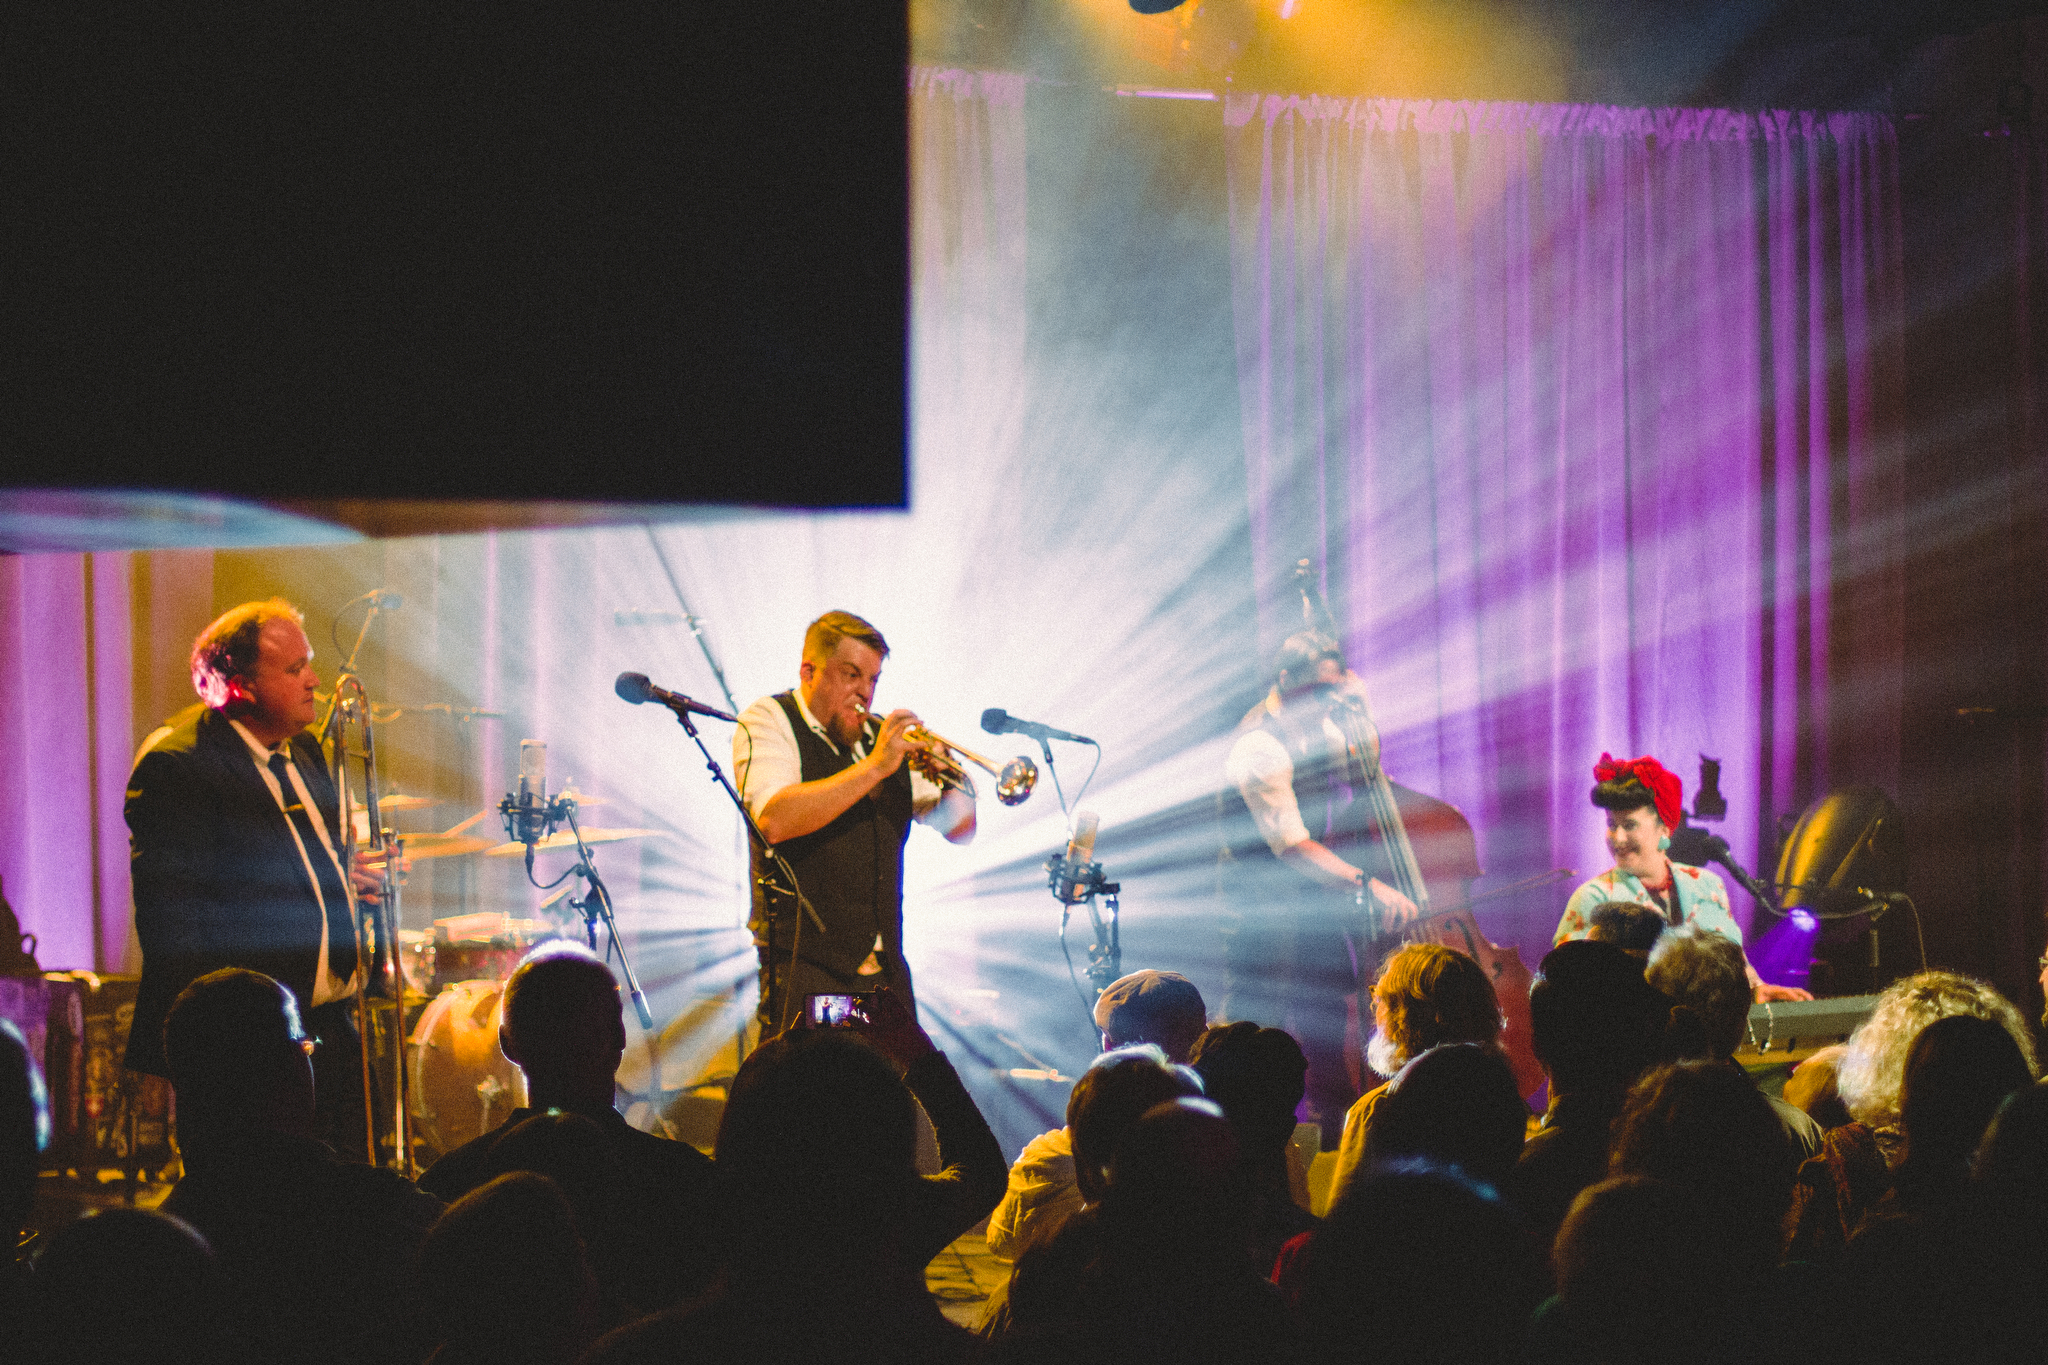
[1973,1081,2048,1232]
[1645,926,1750,1060]
[1899,1013,2032,1178]
[1365,1043,1527,1191]
[1781,1043,1852,1130]
[1067,1045,1205,1204]
[1098,1098,1248,1264]
[1610,1061,1793,1271]
[1369,944,1502,1076]
[1529,940,1672,1099]
[161,969,316,1146]
[1555,1176,1734,1362]
[1187,1022,1308,1165]
[1587,901,1668,957]
[500,942,627,1113]
[35,1208,219,1364]
[1093,970,1208,1061]
[1303,1161,1543,1365]
[715,1028,919,1274]
[0,1019,48,1235]
[417,1171,599,1365]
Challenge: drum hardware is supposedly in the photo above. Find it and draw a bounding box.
[398,832,496,861]
[429,914,560,992]
[408,978,525,1157]
[496,740,656,1030]
[482,827,660,858]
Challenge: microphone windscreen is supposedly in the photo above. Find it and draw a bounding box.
[1067,811,1100,864]
[980,708,1009,735]
[615,672,654,704]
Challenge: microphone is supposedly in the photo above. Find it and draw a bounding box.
[615,672,737,723]
[511,739,550,847]
[1686,830,1777,909]
[980,708,1094,745]
[1056,811,1100,903]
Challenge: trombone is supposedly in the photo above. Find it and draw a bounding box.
[858,705,1038,806]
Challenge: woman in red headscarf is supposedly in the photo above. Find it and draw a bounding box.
[1552,755,1810,1003]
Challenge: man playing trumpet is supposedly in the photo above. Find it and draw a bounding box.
[734,611,977,1035]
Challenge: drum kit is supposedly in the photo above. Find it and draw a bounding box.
[355,788,665,1163]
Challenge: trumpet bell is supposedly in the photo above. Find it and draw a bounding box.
[996,756,1038,806]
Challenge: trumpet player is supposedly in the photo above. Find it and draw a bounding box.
[734,610,976,1035]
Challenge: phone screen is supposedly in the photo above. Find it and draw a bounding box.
[805,993,873,1028]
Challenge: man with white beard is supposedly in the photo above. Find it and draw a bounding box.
[1332,943,1505,1196]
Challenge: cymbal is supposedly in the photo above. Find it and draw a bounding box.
[483,828,662,858]
[400,833,496,860]
[376,793,438,811]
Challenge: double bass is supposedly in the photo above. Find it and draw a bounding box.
[1287,562,1546,1100]
[1327,696,1544,1099]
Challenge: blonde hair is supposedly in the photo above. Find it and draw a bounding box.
[802,610,888,665]
[1373,944,1502,1058]
[1836,970,2038,1133]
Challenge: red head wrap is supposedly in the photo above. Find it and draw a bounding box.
[1592,753,1683,832]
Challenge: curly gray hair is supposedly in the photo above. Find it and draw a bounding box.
[1836,970,2038,1137]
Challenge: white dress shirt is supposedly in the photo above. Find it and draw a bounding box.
[732,690,944,821]
[228,719,361,1007]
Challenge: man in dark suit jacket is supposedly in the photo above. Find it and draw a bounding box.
[125,598,384,1156]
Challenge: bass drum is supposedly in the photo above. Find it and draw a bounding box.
[408,979,527,1159]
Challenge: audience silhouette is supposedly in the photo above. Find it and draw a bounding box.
[31,1207,222,1365]
[986,970,1207,1265]
[419,942,718,1313]
[1301,1161,1543,1365]
[580,990,1003,1364]
[157,968,443,1365]
[416,1171,602,1365]
[1187,1021,1315,1273]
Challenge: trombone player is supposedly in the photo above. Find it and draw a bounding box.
[734,610,976,1035]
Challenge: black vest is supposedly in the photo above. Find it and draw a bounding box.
[750,692,916,980]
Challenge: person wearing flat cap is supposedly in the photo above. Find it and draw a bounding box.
[1553,754,1809,1004]
[1090,970,1209,1061]
[982,970,1208,1264]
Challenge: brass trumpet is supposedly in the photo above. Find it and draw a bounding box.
[859,705,1039,806]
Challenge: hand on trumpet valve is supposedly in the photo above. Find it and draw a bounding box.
[864,708,924,778]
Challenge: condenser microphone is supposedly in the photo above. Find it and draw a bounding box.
[980,708,1094,745]
[614,672,737,723]
[510,739,550,847]
[1056,812,1100,903]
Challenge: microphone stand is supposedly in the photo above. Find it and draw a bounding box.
[557,805,656,1031]
[498,789,656,1029]
[1047,852,1121,998]
[652,705,824,1043]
